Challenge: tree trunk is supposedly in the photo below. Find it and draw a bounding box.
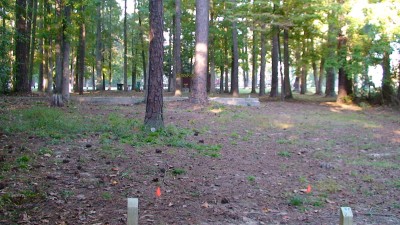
[219,65,224,93]
[300,64,307,94]
[251,26,257,94]
[54,0,63,95]
[144,0,164,130]
[28,0,38,89]
[283,28,292,99]
[108,3,112,90]
[77,5,86,95]
[259,28,266,96]
[270,25,279,97]
[224,36,229,93]
[381,50,393,103]
[38,9,44,92]
[43,0,52,93]
[190,0,209,104]
[173,0,182,95]
[325,12,337,97]
[138,11,147,91]
[317,58,324,95]
[397,62,400,103]
[209,2,215,94]
[62,5,71,102]
[337,33,349,102]
[243,42,249,89]
[123,0,128,91]
[95,2,103,90]
[230,4,239,97]
[15,0,30,92]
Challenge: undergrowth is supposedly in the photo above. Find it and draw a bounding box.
[0,106,221,157]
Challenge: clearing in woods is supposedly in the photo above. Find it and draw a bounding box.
[0,93,399,224]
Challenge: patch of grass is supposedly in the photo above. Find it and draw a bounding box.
[277,151,291,158]
[247,175,256,183]
[100,144,125,159]
[0,193,12,208]
[391,179,400,189]
[38,147,53,155]
[102,192,112,200]
[289,195,305,206]
[0,163,11,172]
[349,158,400,169]
[16,155,31,169]
[310,198,325,207]
[276,139,293,145]
[171,168,186,176]
[316,178,341,194]
[298,176,308,184]
[361,174,374,183]
[0,106,94,139]
[61,190,74,200]
[230,132,239,138]
[312,150,335,159]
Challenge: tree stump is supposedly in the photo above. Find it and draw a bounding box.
[51,94,64,107]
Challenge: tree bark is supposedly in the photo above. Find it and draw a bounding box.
[123,0,128,91]
[219,65,224,93]
[251,27,257,94]
[300,36,307,95]
[144,0,164,130]
[317,57,324,95]
[283,28,292,99]
[62,5,71,102]
[337,34,349,102]
[325,12,337,97]
[173,0,182,95]
[209,2,216,93]
[190,0,209,104]
[138,10,147,91]
[230,4,239,97]
[95,2,103,90]
[243,42,249,89]
[15,0,30,92]
[77,5,86,95]
[270,25,279,97]
[28,0,38,89]
[381,50,393,103]
[54,0,63,95]
[259,27,266,96]
[38,6,44,92]
[224,36,229,93]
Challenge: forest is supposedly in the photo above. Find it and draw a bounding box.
[1,0,400,105]
[1,1,400,224]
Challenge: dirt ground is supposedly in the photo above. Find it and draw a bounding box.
[0,92,399,225]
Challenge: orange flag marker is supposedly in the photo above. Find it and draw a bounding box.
[156,187,161,197]
[306,184,312,194]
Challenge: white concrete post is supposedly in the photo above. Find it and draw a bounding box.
[127,198,138,225]
[340,207,353,225]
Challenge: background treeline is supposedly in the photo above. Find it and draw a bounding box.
[1,0,400,104]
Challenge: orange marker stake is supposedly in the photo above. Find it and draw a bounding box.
[306,184,312,194]
[156,187,161,197]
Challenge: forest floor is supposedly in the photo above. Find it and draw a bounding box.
[0,91,399,225]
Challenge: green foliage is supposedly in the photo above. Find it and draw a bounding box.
[101,192,112,200]
[0,106,93,138]
[38,147,53,156]
[277,151,291,158]
[289,195,304,206]
[61,190,74,200]
[171,168,186,176]
[316,178,340,194]
[16,155,31,169]
[247,175,256,183]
